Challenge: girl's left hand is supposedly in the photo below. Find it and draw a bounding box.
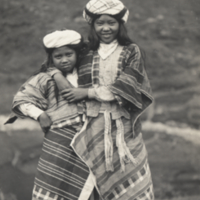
[61,88,88,102]
[38,112,52,134]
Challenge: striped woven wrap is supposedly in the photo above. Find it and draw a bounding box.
[71,114,154,200]
[78,43,153,173]
[34,127,93,200]
[73,43,154,199]
[78,43,153,113]
[11,73,84,129]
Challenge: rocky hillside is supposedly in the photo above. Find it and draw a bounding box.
[1,0,200,127]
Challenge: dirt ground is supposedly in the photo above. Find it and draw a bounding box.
[1,0,200,199]
[1,123,200,200]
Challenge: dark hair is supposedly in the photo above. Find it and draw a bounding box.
[88,16,133,50]
[88,16,147,68]
[32,35,88,102]
[34,36,88,75]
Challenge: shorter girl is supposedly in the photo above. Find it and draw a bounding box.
[7,30,95,200]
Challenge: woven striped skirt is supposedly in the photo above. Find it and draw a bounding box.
[71,114,154,200]
[33,127,94,200]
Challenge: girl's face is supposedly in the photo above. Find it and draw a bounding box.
[52,46,77,75]
[94,15,119,44]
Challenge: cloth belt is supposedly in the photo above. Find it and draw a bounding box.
[103,110,137,172]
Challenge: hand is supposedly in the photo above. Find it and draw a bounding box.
[61,88,88,103]
[38,112,52,134]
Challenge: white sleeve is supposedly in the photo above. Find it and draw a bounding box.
[88,86,115,102]
[18,103,44,120]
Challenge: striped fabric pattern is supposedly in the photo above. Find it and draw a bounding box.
[91,51,100,86]
[11,73,83,129]
[83,0,129,24]
[109,44,153,110]
[33,185,65,200]
[32,185,101,200]
[71,114,154,200]
[78,43,153,118]
[73,43,154,199]
[34,127,90,200]
[86,0,124,14]
[105,160,154,200]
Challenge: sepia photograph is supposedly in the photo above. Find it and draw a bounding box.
[0,0,200,199]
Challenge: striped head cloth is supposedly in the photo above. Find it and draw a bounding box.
[43,30,81,48]
[83,0,129,24]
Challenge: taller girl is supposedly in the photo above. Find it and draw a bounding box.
[54,0,154,199]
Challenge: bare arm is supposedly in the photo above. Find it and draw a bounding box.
[61,86,125,105]
[53,73,72,91]
[52,69,124,104]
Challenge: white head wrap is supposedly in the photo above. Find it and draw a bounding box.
[43,30,81,48]
[83,0,129,24]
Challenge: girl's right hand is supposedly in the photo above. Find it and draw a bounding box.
[38,112,52,134]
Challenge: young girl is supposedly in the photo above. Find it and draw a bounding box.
[51,0,155,199]
[7,30,96,200]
